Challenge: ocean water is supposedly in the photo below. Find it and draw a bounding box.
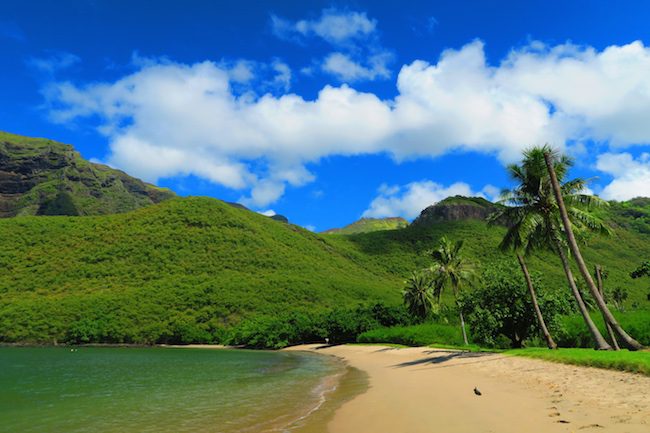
[0,347,363,433]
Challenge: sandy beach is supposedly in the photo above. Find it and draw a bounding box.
[285,344,650,433]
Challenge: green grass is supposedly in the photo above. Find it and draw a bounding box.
[508,347,650,376]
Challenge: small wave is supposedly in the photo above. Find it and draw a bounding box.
[277,369,346,433]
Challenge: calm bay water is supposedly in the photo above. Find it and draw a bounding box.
[0,347,358,433]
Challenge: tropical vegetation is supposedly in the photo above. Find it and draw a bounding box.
[1,134,650,356]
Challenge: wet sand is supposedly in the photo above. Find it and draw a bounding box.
[285,344,650,433]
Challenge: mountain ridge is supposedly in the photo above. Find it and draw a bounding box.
[0,131,175,217]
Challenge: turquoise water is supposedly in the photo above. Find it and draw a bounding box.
[0,347,348,433]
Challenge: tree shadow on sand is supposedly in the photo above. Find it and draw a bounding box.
[392,350,503,368]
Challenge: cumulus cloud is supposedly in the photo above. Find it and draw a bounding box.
[596,152,650,200]
[272,8,392,83]
[219,58,292,93]
[44,40,650,208]
[362,181,486,220]
[271,9,376,45]
[322,52,391,81]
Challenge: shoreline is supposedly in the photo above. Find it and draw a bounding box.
[284,344,650,433]
[5,343,649,432]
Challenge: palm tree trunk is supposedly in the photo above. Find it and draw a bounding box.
[544,151,643,350]
[516,254,557,349]
[595,265,620,350]
[555,243,611,350]
[458,307,469,346]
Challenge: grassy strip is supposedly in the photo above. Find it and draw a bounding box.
[508,347,650,376]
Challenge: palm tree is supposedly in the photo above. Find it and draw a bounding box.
[595,265,620,350]
[491,145,611,350]
[402,271,437,320]
[544,148,643,350]
[518,253,557,349]
[427,236,474,345]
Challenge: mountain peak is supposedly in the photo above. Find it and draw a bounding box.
[0,131,174,217]
[411,195,499,226]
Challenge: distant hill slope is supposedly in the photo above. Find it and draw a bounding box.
[0,131,174,217]
[323,217,409,234]
[0,197,401,344]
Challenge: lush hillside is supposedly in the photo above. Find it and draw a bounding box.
[322,217,409,234]
[0,131,174,217]
[2,193,649,345]
[0,197,402,344]
[326,200,650,307]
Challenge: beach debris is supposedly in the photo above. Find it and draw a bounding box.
[473,387,482,396]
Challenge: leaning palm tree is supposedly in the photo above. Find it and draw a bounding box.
[490,146,611,350]
[427,236,474,345]
[402,271,437,320]
[544,148,644,350]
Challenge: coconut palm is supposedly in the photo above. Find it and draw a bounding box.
[595,265,620,350]
[427,236,474,345]
[544,148,644,350]
[402,271,437,320]
[490,145,611,350]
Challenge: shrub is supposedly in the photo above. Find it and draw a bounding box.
[459,263,572,348]
[357,322,466,347]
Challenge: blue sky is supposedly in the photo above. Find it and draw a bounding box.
[2,1,650,231]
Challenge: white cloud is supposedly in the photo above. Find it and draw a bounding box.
[271,9,376,45]
[271,60,292,92]
[481,184,501,202]
[272,8,391,83]
[28,51,80,72]
[362,181,481,220]
[322,52,391,81]
[45,40,650,208]
[258,209,276,216]
[596,152,650,200]
[227,60,255,84]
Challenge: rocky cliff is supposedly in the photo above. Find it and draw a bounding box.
[0,131,174,217]
[411,196,500,226]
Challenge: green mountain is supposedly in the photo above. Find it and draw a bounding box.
[323,217,409,234]
[0,131,175,217]
[0,197,402,344]
[1,132,649,346]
